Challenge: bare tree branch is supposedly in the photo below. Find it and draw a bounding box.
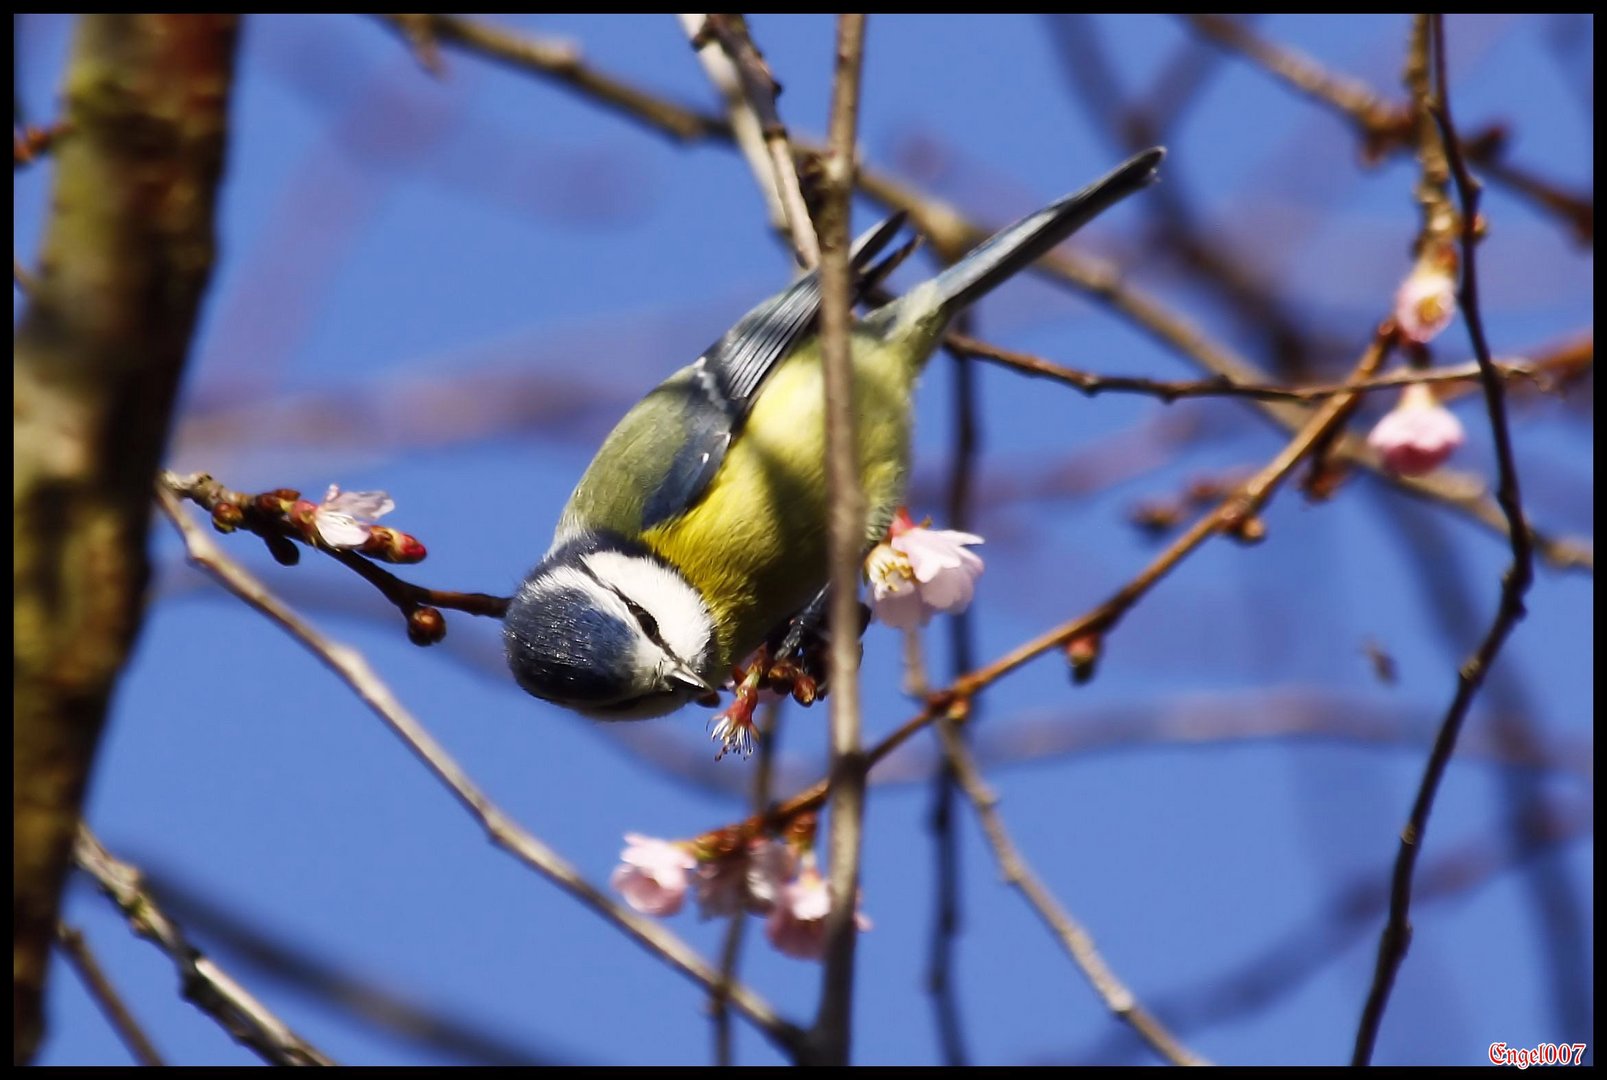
[1353,17,1538,1063]
[808,13,869,1068]
[156,482,807,1060]
[936,723,1206,1065]
[55,923,166,1067]
[14,15,238,1062]
[372,12,1589,573]
[75,827,334,1066]
[682,14,821,266]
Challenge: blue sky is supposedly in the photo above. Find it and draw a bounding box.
[17,14,1592,1066]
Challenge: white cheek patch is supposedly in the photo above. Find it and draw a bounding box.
[581,550,714,670]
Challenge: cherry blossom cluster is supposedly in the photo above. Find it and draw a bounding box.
[610,820,870,962]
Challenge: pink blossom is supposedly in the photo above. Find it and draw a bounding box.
[764,865,872,961]
[1367,383,1466,476]
[1394,248,1458,344]
[695,839,793,919]
[313,484,395,548]
[866,513,985,629]
[609,833,697,916]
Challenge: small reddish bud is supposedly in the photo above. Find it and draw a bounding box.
[362,527,427,564]
[392,532,427,563]
[1302,459,1348,503]
[1066,632,1102,686]
[406,606,447,646]
[210,502,244,534]
[790,674,819,707]
[285,499,320,542]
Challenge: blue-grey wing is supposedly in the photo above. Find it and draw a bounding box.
[637,213,907,530]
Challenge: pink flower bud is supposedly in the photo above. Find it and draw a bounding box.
[1394,247,1458,344]
[1367,383,1466,476]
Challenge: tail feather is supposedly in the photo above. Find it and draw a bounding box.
[924,147,1164,318]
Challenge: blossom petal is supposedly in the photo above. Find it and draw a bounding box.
[871,586,930,629]
[313,511,372,548]
[611,864,687,916]
[322,485,395,521]
[613,834,694,916]
[917,561,979,612]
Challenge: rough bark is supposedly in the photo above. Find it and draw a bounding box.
[14,14,238,1063]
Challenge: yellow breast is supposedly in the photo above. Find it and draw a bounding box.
[643,328,921,672]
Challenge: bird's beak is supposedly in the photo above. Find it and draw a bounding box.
[665,662,715,696]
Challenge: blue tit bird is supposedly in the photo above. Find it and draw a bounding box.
[504,147,1164,720]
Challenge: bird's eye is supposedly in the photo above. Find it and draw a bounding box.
[624,598,662,642]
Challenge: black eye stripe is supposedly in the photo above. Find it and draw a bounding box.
[575,560,681,665]
[619,594,661,642]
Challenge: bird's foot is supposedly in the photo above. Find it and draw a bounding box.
[709,650,768,761]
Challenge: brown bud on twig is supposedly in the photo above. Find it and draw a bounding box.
[1228,515,1268,545]
[362,526,428,564]
[263,533,300,566]
[1066,632,1102,686]
[1129,500,1184,536]
[210,502,244,534]
[406,606,447,646]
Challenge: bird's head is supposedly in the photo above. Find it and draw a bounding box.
[503,536,717,720]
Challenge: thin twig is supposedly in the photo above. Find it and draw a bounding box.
[155,484,807,1060]
[163,471,509,633]
[1183,14,1409,156]
[950,329,1391,695]
[1073,794,1590,1064]
[74,827,334,1066]
[1183,13,1593,242]
[847,165,1587,573]
[935,724,1207,1066]
[677,14,789,242]
[375,14,726,143]
[55,922,166,1066]
[808,13,868,1068]
[1352,17,1536,1064]
[946,331,1559,403]
[926,336,981,1066]
[107,871,566,1065]
[1049,14,1322,376]
[685,14,821,266]
[715,327,1395,879]
[378,13,1588,573]
[710,699,784,1067]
